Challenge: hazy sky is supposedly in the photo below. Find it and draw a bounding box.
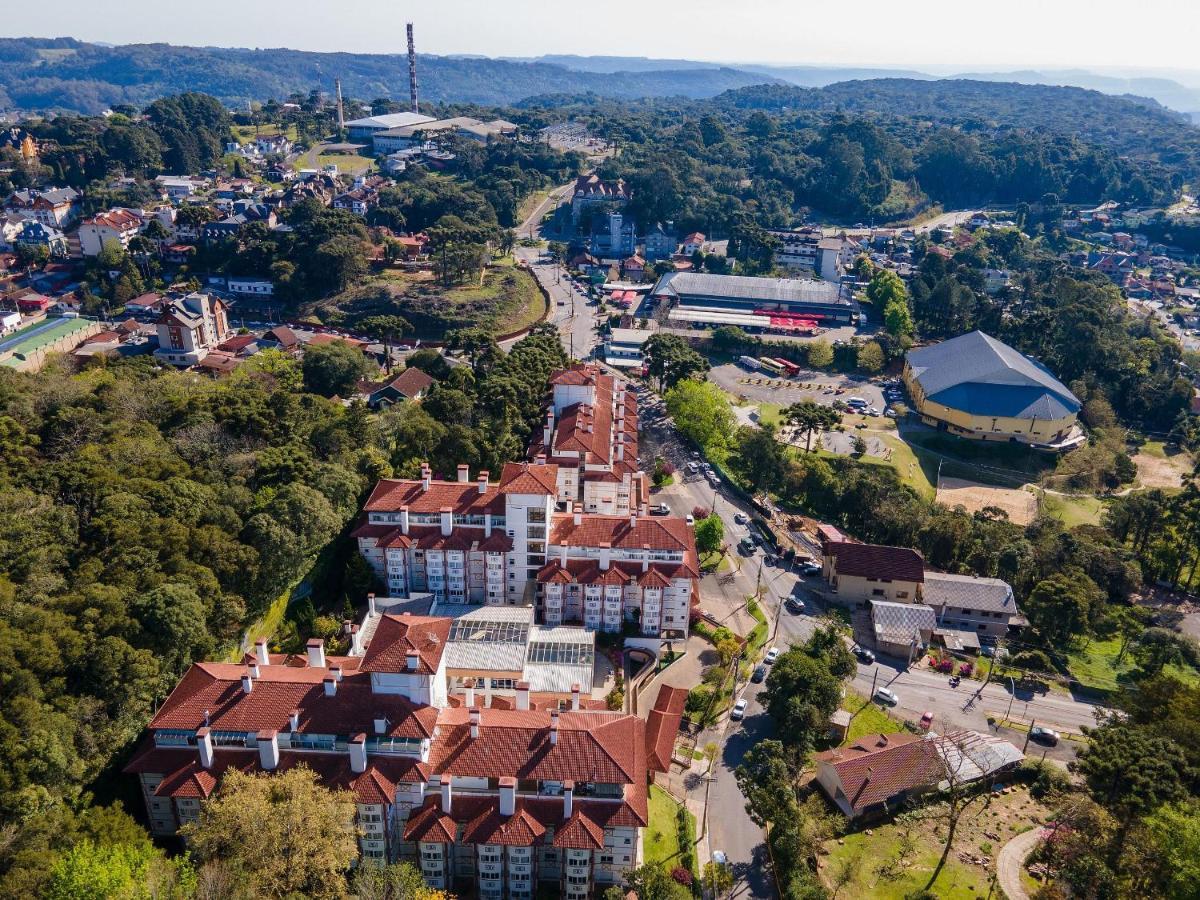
[4,0,1200,73]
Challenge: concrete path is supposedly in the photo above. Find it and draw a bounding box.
[996,827,1044,900]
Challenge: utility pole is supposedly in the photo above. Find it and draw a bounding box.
[1022,720,1035,753]
[870,667,879,699]
[1004,675,1016,723]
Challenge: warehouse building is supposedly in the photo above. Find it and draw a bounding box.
[649,272,858,332]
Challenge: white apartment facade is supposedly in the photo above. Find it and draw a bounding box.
[79,208,143,256]
[154,292,233,366]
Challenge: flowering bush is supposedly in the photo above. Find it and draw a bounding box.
[958,661,974,676]
[933,657,955,673]
[671,866,694,886]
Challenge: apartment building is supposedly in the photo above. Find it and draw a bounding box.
[3,186,81,228]
[79,208,144,256]
[154,292,233,366]
[355,458,696,639]
[125,600,649,897]
[532,364,646,516]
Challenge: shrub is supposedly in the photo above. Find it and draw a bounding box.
[671,866,693,886]
[958,661,974,676]
[692,505,711,520]
[1011,649,1054,672]
[605,686,624,710]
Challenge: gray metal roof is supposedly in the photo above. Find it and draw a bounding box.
[924,572,1017,615]
[347,112,437,130]
[906,331,1080,420]
[652,272,850,307]
[870,601,937,646]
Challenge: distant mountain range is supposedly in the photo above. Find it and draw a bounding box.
[1,38,1198,123]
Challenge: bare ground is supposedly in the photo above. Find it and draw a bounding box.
[1132,451,1192,489]
[936,477,1038,525]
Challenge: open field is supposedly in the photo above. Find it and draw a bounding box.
[312,153,373,176]
[322,262,546,340]
[819,786,1047,900]
[1065,635,1199,693]
[1132,441,1193,489]
[936,477,1039,525]
[231,123,298,144]
[644,786,696,871]
[1039,491,1105,528]
[837,690,905,746]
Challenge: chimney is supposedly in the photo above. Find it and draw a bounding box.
[630,511,638,529]
[241,670,253,693]
[478,470,489,494]
[439,775,452,814]
[600,541,611,571]
[515,681,530,711]
[255,638,270,667]
[549,709,559,745]
[306,638,325,669]
[563,779,575,818]
[348,623,361,655]
[571,683,581,711]
[440,506,453,537]
[323,675,337,696]
[349,733,367,774]
[457,464,469,483]
[463,678,476,708]
[544,411,554,448]
[400,506,410,535]
[469,707,481,739]
[330,665,343,682]
[421,464,431,492]
[499,776,516,816]
[374,716,388,735]
[342,619,353,637]
[407,652,420,671]
[257,729,280,770]
[573,503,582,527]
[196,726,214,769]
[643,543,651,573]
[288,710,300,732]
[368,593,377,616]
[248,660,260,679]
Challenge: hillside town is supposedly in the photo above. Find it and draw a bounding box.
[0,14,1199,900]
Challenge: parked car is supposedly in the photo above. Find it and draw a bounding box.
[1030,726,1060,746]
[920,711,934,731]
[734,513,748,525]
[763,554,777,567]
[686,462,699,474]
[685,514,695,526]
[751,664,767,683]
[785,596,805,614]
[855,647,876,664]
[730,699,748,721]
[874,687,899,706]
[799,560,822,576]
[738,538,755,556]
[764,647,780,664]
[649,503,670,516]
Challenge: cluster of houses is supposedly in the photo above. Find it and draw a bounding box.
[124,361,697,895]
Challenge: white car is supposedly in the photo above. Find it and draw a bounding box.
[874,687,899,706]
[730,699,749,720]
[686,514,696,526]
[764,647,780,664]
[686,462,700,473]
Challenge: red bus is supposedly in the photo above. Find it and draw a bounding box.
[774,358,801,377]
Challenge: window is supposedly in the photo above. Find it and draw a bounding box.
[872,589,885,597]
[896,591,909,599]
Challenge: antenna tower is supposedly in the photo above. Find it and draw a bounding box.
[407,23,419,113]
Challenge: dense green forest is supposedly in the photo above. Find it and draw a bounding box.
[0,37,772,113]
[0,326,566,896]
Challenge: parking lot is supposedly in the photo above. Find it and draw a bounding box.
[709,362,888,411]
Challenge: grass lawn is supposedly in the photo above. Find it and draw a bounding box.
[699,550,732,573]
[1039,491,1105,528]
[1066,636,1199,693]
[902,427,1056,480]
[839,690,905,746]
[645,786,691,869]
[820,786,1048,899]
[314,153,373,176]
[231,123,298,144]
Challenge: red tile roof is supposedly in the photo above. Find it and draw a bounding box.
[430,707,641,785]
[359,615,451,675]
[498,462,559,496]
[149,662,438,738]
[826,541,925,583]
[463,802,547,846]
[553,810,606,849]
[362,477,503,515]
[814,733,942,814]
[645,685,688,772]
[404,801,459,842]
[550,513,693,553]
[386,366,435,398]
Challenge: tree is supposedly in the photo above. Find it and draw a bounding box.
[1132,627,1189,678]
[732,425,788,495]
[622,863,692,900]
[644,333,708,391]
[758,645,844,751]
[182,767,358,900]
[867,269,915,337]
[856,341,885,373]
[1074,722,1189,821]
[703,860,735,897]
[1024,570,1100,645]
[664,379,736,459]
[356,315,412,374]
[352,861,443,900]
[919,731,993,892]
[807,339,834,368]
[785,400,842,453]
[1141,800,1200,899]
[302,340,375,397]
[695,514,724,556]
[45,840,194,900]
[734,739,799,827]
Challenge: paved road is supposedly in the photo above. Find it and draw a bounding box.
[996,826,1045,900]
[913,209,983,234]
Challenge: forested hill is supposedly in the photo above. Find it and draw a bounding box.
[0,37,777,113]
[716,79,1200,176]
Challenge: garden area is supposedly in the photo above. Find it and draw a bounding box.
[818,785,1050,899]
[644,786,699,887]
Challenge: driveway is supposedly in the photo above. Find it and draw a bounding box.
[996,826,1045,900]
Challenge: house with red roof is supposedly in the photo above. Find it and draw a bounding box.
[821,540,925,607]
[125,596,650,893]
[813,733,943,819]
[79,208,143,257]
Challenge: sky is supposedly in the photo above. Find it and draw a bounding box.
[4,0,1200,75]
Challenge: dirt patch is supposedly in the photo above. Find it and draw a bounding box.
[1132,451,1191,489]
[936,477,1038,525]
